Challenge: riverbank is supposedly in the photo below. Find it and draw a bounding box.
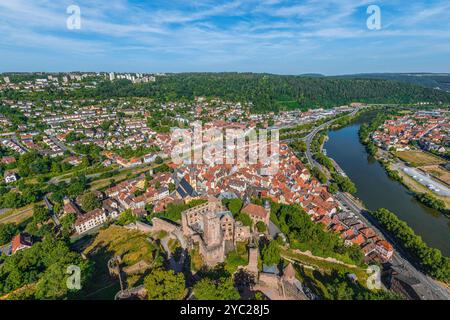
[363,141,449,216]
[392,164,450,214]
[325,123,450,256]
[358,115,450,217]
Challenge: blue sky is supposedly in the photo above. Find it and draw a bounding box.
[1,0,450,74]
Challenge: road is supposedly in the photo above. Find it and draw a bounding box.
[300,107,450,300]
[336,191,450,300]
[304,108,360,170]
[48,135,80,155]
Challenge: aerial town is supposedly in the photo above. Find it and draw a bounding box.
[0,72,449,303]
[372,109,449,153]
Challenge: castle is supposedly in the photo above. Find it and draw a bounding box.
[181,197,251,266]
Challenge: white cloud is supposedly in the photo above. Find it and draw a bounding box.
[0,0,449,72]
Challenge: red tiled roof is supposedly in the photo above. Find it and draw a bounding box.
[376,240,393,252]
[242,203,268,219]
[75,208,104,225]
[11,233,32,254]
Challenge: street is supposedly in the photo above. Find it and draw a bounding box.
[299,108,450,300]
[304,108,360,170]
[336,192,450,300]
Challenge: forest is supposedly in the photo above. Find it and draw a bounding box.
[3,73,450,113]
[269,202,364,266]
[93,74,450,112]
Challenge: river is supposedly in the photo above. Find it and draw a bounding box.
[325,121,450,257]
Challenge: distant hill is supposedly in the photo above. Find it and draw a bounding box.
[334,73,450,92]
[299,73,326,78]
[3,72,450,112]
[90,73,450,112]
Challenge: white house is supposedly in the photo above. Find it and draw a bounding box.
[74,209,108,234]
[4,171,18,183]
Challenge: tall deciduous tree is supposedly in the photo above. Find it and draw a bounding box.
[80,191,101,212]
[144,269,186,300]
[193,278,240,300]
[261,241,280,265]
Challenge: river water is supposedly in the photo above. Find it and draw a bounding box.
[325,121,450,257]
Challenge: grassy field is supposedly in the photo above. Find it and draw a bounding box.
[74,225,161,299]
[83,225,158,266]
[0,203,39,225]
[89,163,164,191]
[224,241,249,274]
[396,151,444,167]
[190,246,204,273]
[421,165,450,186]
[281,248,369,285]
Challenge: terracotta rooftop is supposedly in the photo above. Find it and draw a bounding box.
[75,208,104,225]
[241,203,268,219]
[11,233,33,254]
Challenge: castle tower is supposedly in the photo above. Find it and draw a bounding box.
[181,210,190,237]
[203,211,222,246]
[247,246,259,275]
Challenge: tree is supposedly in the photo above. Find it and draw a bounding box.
[193,278,240,300]
[224,198,243,216]
[34,263,70,299]
[33,204,49,224]
[327,279,354,300]
[255,221,267,233]
[328,183,339,194]
[60,213,76,234]
[236,213,252,228]
[80,191,101,212]
[100,120,113,131]
[1,192,23,209]
[414,193,445,212]
[261,241,280,265]
[254,292,266,300]
[0,223,17,246]
[144,269,186,300]
[116,209,137,226]
[154,156,164,164]
[76,74,450,113]
[0,238,91,298]
[331,173,357,194]
[311,167,327,184]
[67,174,88,197]
[371,208,449,282]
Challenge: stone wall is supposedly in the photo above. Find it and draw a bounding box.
[150,217,178,233]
